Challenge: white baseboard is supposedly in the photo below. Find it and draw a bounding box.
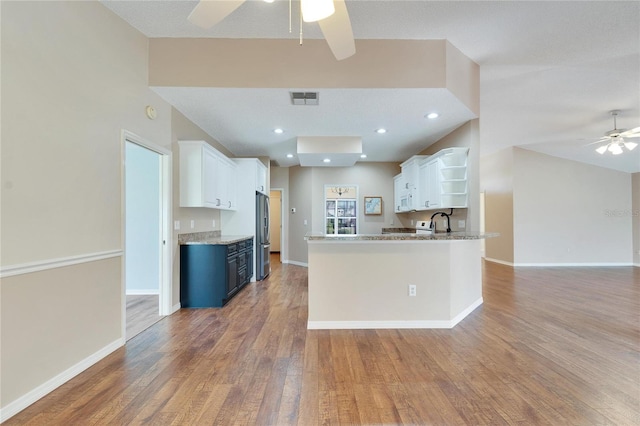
[484,258,632,267]
[126,289,160,295]
[514,262,633,267]
[0,338,124,423]
[484,257,514,266]
[171,303,181,314]
[307,298,483,330]
[286,260,308,268]
[634,263,640,268]
[450,297,483,328]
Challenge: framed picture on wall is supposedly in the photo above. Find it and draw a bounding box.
[364,196,382,215]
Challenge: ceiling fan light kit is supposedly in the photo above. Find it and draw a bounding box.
[187,0,355,61]
[301,0,335,22]
[593,110,640,155]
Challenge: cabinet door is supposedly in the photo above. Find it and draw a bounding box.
[203,148,220,207]
[226,254,238,296]
[394,174,406,212]
[418,162,429,209]
[426,160,441,209]
[256,161,267,194]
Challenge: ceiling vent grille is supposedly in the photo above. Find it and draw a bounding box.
[291,91,319,106]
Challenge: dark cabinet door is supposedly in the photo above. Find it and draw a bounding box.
[227,254,238,296]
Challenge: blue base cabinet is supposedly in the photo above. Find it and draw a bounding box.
[180,238,253,308]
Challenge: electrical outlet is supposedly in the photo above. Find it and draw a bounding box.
[304,219,308,225]
[212,219,216,228]
[411,219,414,226]
[441,219,447,228]
[190,220,195,229]
[458,220,466,228]
[390,218,394,225]
[408,284,416,297]
[174,220,180,231]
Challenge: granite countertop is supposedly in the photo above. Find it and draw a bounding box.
[178,231,253,246]
[306,231,499,241]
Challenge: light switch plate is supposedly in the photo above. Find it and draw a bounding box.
[174,220,180,231]
[190,220,195,229]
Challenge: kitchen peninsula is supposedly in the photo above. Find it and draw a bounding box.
[306,232,497,329]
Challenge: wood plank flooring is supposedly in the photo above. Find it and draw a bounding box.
[6,256,639,425]
[126,295,162,341]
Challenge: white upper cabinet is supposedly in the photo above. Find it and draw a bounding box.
[399,155,428,211]
[179,140,237,210]
[395,147,469,212]
[255,160,268,195]
[394,174,408,212]
[418,159,441,210]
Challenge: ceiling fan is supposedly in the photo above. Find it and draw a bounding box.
[188,0,356,60]
[591,110,639,155]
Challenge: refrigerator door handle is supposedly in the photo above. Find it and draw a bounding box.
[265,197,270,243]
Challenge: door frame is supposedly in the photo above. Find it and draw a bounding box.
[121,130,173,340]
[270,188,285,263]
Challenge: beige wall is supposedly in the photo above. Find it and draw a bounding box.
[1,1,172,413]
[479,148,515,263]
[400,119,481,233]
[288,166,313,264]
[310,163,402,235]
[513,148,632,264]
[479,147,634,265]
[633,173,640,266]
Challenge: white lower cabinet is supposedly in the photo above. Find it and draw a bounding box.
[179,140,237,210]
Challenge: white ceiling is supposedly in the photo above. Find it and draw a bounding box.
[102,0,640,173]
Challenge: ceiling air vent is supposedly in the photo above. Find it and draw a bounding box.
[291,91,319,106]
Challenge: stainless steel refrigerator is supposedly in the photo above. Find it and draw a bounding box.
[256,192,271,280]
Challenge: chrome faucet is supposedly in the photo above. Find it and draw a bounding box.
[429,211,452,233]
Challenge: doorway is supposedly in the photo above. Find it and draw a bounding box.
[123,131,172,341]
[269,189,283,262]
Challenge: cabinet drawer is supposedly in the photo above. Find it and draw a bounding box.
[227,243,238,256]
[238,253,247,268]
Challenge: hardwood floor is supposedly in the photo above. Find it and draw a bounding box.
[6,257,639,425]
[126,295,162,341]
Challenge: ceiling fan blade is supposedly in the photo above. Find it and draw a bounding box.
[318,0,356,61]
[188,0,246,29]
[620,126,640,137]
[583,137,609,146]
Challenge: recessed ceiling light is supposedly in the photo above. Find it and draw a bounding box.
[274,128,284,134]
[360,154,367,158]
[375,128,387,134]
[426,113,439,119]
[286,153,294,158]
[323,158,331,163]
[263,0,275,3]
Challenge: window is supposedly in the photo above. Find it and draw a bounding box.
[325,185,357,235]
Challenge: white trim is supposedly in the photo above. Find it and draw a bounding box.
[0,250,123,279]
[484,257,514,267]
[0,338,124,423]
[484,257,633,267]
[634,263,640,268]
[171,303,181,314]
[286,260,308,267]
[307,298,483,330]
[121,130,173,325]
[450,297,483,328]
[513,262,633,267]
[126,289,160,296]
